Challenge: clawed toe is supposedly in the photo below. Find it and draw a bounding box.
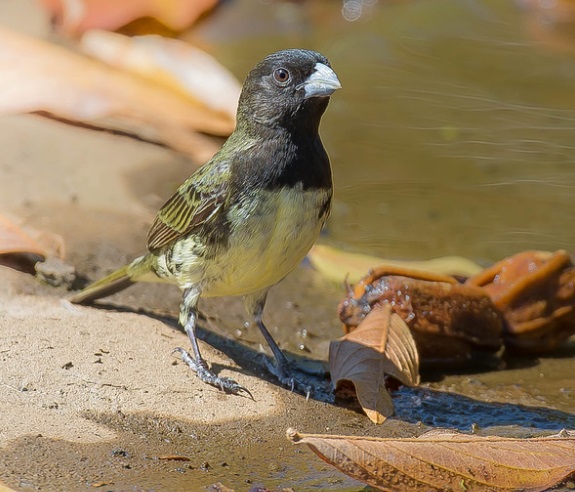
[174,347,253,398]
[262,356,312,398]
[215,377,253,398]
[172,345,311,400]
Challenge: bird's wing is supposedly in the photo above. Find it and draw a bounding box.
[147,160,230,252]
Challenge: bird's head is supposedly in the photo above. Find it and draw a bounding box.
[236,49,341,134]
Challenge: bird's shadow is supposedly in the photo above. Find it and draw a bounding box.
[391,386,575,431]
[85,301,575,431]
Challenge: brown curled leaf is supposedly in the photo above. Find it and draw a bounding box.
[468,250,575,352]
[0,214,50,259]
[0,213,66,273]
[287,428,575,492]
[329,303,420,424]
[339,271,504,365]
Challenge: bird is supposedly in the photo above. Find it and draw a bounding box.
[71,48,341,395]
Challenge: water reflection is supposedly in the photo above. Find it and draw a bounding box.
[196,0,575,263]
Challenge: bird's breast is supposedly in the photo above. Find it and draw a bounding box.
[202,183,331,297]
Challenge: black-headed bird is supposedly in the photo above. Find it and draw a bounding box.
[71,49,341,395]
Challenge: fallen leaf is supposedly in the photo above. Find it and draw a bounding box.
[0,27,234,162]
[287,428,575,492]
[0,214,50,259]
[308,244,482,285]
[80,30,241,120]
[0,213,66,273]
[40,0,218,35]
[329,304,420,424]
[338,267,504,365]
[468,250,575,352]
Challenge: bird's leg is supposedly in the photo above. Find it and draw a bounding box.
[175,287,250,396]
[247,291,311,397]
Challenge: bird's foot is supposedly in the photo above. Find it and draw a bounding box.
[262,356,312,400]
[173,347,253,398]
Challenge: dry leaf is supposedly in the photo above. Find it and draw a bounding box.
[339,267,504,365]
[80,30,241,120]
[0,27,233,161]
[40,0,218,35]
[287,428,575,492]
[308,244,482,285]
[0,213,66,273]
[329,304,420,424]
[467,250,575,352]
[0,214,51,259]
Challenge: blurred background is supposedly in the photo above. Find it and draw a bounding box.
[3,4,575,490]
[4,0,575,267]
[195,0,575,265]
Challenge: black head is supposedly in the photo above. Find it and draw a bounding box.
[236,49,341,134]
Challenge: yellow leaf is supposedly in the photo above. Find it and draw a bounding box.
[309,244,483,284]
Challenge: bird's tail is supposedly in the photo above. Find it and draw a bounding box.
[70,255,154,305]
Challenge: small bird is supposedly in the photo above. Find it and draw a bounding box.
[71,49,341,395]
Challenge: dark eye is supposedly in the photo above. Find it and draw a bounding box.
[273,68,290,84]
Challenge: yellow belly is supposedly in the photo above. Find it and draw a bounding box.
[201,186,330,297]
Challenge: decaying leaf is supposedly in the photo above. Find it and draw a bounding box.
[40,0,218,35]
[0,27,235,161]
[339,267,504,365]
[287,428,575,492]
[308,244,482,285]
[329,304,420,424]
[80,30,241,119]
[468,250,575,352]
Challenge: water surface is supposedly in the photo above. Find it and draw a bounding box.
[197,0,575,264]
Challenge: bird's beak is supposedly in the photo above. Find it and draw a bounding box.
[302,62,342,99]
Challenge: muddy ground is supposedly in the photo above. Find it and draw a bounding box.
[1,2,575,491]
[0,93,362,492]
[0,5,370,490]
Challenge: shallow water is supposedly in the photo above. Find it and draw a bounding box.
[198,0,575,264]
[192,1,575,488]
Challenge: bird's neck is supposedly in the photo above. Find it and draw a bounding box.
[236,97,328,140]
[227,117,332,191]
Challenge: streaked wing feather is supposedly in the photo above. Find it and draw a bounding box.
[147,162,229,252]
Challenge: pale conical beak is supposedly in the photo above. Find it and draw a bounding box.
[302,62,342,99]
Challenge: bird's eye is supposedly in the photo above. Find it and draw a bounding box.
[273,68,290,84]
